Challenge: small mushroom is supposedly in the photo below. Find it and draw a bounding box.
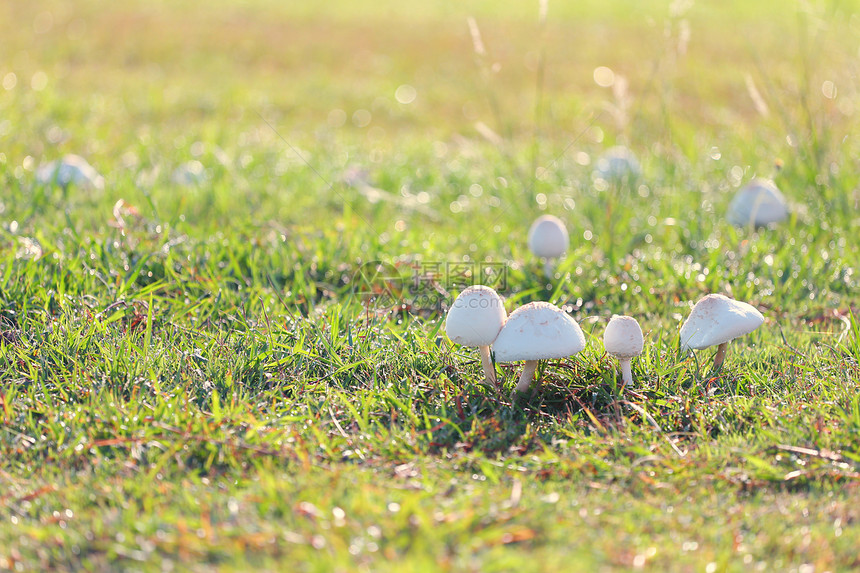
[603,315,644,388]
[727,178,789,227]
[445,285,507,385]
[528,215,569,279]
[493,301,586,397]
[35,154,104,190]
[595,145,640,183]
[172,160,206,186]
[679,293,764,371]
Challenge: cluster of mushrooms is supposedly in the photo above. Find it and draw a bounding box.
[37,149,776,398]
[449,157,781,399]
[445,287,765,399]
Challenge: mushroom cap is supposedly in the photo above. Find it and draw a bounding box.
[603,315,644,359]
[493,301,585,362]
[727,178,789,227]
[36,154,105,190]
[172,160,206,185]
[595,146,641,180]
[445,285,507,347]
[679,294,764,350]
[528,215,569,259]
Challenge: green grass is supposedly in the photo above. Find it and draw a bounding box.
[1,0,860,570]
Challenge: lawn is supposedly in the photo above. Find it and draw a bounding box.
[1,0,859,570]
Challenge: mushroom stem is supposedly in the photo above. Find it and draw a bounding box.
[513,360,539,396]
[712,342,728,371]
[543,259,554,280]
[479,345,495,385]
[620,359,633,388]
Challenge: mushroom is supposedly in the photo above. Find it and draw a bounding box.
[595,145,640,183]
[679,293,764,371]
[445,285,507,385]
[727,178,789,227]
[603,315,644,388]
[493,301,586,397]
[172,160,206,185]
[528,215,569,279]
[35,154,105,190]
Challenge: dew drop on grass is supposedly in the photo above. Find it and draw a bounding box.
[593,66,615,87]
[328,109,346,127]
[394,84,416,104]
[2,72,16,90]
[729,165,744,184]
[352,109,371,127]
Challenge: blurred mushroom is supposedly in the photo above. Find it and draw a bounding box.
[679,293,764,370]
[603,315,644,388]
[727,178,789,227]
[595,145,640,183]
[493,301,586,397]
[36,154,104,190]
[172,160,206,185]
[445,285,507,385]
[528,215,569,279]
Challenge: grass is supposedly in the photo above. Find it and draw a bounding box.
[1,0,860,570]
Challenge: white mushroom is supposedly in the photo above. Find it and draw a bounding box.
[603,315,644,388]
[595,146,640,183]
[727,178,789,227]
[528,215,569,279]
[35,154,104,190]
[493,301,586,397]
[171,160,206,185]
[445,286,507,385]
[679,293,764,370]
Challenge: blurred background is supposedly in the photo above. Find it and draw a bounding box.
[4,0,857,169]
[1,0,857,316]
